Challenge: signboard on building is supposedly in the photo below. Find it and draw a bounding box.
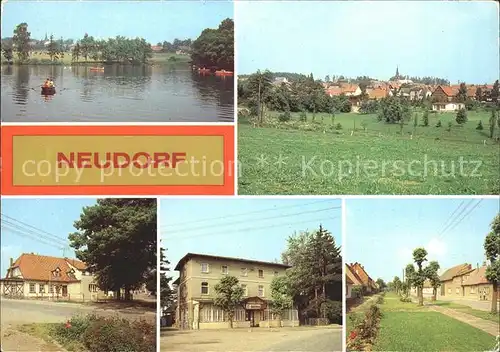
[246,303,262,310]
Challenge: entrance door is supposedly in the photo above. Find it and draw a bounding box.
[249,311,261,327]
[62,285,68,297]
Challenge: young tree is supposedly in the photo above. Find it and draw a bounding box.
[12,22,31,62]
[411,248,428,306]
[214,276,244,328]
[492,80,500,104]
[425,261,441,301]
[69,198,157,300]
[47,34,63,61]
[270,276,293,328]
[456,83,468,103]
[247,70,273,125]
[71,42,81,62]
[456,108,468,125]
[475,87,483,102]
[2,44,13,63]
[436,120,442,128]
[484,214,500,314]
[422,110,429,127]
[489,109,497,139]
[393,276,402,295]
[476,120,484,130]
[375,278,387,291]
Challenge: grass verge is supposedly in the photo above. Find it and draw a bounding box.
[429,301,500,323]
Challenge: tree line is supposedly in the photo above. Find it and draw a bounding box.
[162,225,342,327]
[387,213,499,314]
[190,18,234,70]
[157,38,192,53]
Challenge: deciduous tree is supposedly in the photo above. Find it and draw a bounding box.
[214,276,244,328]
[484,213,500,314]
[12,23,31,62]
[270,275,293,327]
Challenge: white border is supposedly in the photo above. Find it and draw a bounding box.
[233,0,239,197]
[341,197,347,352]
[156,198,161,352]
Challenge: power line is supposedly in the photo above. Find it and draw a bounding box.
[1,219,68,246]
[163,217,339,242]
[165,206,341,235]
[442,199,484,237]
[437,199,475,239]
[438,199,465,234]
[2,223,66,249]
[1,213,68,243]
[162,199,335,229]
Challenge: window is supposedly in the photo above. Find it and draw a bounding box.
[447,288,451,293]
[201,263,209,273]
[470,287,476,294]
[201,282,209,295]
[258,270,264,278]
[241,284,248,296]
[274,271,279,276]
[221,265,228,275]
[29,283,36,293]
[455,288,460,294]
[258,285,264,297]
[39,284,45,293]
[241,268,248,277]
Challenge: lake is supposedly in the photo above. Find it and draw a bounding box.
[1,64,234,122]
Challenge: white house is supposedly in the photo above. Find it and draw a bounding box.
[431,102,465,112]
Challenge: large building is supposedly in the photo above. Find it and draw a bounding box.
[173,253,299,330]
[0,253,106,301]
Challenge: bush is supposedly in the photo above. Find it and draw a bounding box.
[376,295,384,304]
[359,100,379,114]
[476,120,484,130]
[320,300,342,324]
[335,122,343,130]
[52,314,155,352]
[299,111,307,122]
[456,108,468,124]
[278,111,291,122]
[436,120,442,127]
[447,121,453,132]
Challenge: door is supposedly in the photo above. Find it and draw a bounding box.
[249,311,260,327]
[62,285,68,297]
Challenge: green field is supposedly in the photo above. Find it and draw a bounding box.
[2,52,190,65]
[372,293,496,351]
[238,110,500,195]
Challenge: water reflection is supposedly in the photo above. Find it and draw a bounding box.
[1,64,234,122]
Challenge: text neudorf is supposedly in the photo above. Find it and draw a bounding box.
[57,152,187,169]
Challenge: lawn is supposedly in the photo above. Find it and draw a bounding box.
[17,323,86,351]
[372,293,497,351]
[238,110,500,195]
[373,312,496,351]
[429,301,500,323]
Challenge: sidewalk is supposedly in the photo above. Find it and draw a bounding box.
[429,305,499,336]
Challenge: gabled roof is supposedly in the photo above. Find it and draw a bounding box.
[6,253,84,283]
[345,263,364,286]
[174,253,291,271]
[346,275,354,285]
[440,263,473,282]
[462,266,490,286]
[435,85,459,97]
[367,87,387,99]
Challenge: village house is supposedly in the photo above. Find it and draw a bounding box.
[151,45,163,53]
[366,87,388,100]
[410,279,434,298]
[345,263,363,300]
[174,253,299,330]
[440,263,499,303]
[348,262,377,294]
[272,77,291,87]
[0,253,106,301]
[430,85,465,111]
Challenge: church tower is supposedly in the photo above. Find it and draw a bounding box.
[395,66,400,80]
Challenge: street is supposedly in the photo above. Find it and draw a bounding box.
[161,326,343,352]
[1,298,156,352]
[436,297,500,312]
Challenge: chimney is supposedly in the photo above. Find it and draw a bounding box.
[9,258,13,267]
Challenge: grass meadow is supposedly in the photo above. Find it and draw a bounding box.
[371,293,496,351]
[238,109,500,195]
[2,52,190,65]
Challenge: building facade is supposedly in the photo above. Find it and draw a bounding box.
[174,253,299,330]
[0,253,106,301]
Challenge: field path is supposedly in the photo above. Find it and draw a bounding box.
[429,305,499,336]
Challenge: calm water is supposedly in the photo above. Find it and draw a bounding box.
[1,64,234,122]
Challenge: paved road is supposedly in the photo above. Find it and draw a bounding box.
[436,297,500,312]
[267,328,343,352]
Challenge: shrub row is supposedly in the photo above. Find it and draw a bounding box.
[51,314,155,352]
[347,300,383,351]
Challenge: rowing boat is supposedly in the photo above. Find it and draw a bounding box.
[215,70,233,76]
[41,86,56,95]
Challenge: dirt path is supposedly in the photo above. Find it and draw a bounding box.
[429,305,499,336]
[1,326,65,352]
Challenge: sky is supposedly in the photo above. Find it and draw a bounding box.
[1,1,233,44]
[237,1,500,84]
[346,197,499,283]
[0,198,99,275]
[160,198,342,281]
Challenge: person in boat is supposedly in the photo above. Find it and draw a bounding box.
[43,78,51,88]
[48,78,54,88]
